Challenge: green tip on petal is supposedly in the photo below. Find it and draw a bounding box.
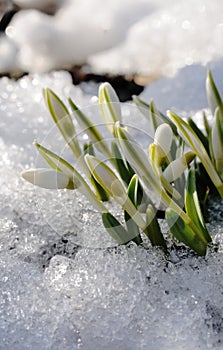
[99,82,122,134]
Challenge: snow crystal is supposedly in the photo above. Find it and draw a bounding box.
[1,64,223,349]
[0,253,81,350]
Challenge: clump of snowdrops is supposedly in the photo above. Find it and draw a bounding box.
[22,71,223,256]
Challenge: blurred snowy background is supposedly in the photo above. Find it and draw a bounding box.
[1,1,223,349]
[0,0,223,78]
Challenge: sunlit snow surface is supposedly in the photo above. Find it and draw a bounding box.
[1,63,223,349]
[1,0,223,76]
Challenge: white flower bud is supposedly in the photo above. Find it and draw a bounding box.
[21,168,70,189]
[85,154,124,197]
[99,82,122,134]
[163,152,195,183]
[154,123,173,158]
[44,88,75,139]
[85,154,146,229]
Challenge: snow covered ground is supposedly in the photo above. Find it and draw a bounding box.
[0,0,223,76]
[1,1,223,349]
[1,60,223,349]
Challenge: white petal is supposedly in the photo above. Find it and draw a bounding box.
[85,154,122,195]
[21,168,70,189]
[101,82,121,119]
[154,123,173,156]
[45,88,75,139]
[99,82,122,133]
[163,157,187,183]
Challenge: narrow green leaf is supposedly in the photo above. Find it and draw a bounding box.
[143,204,167,250]
[68,97,113,160]
[211,108,223,179]
[44,89,82,159]
[124,175,143,245]
[114,123,160,192]
[111,141,135,185]
[83,142,109,201]
[206,70,223,121]
[133,96,178,135]
[35,142,108,212]
[168,110,223,197]
[150,100,160,131]
[127,175,141,206]
[85,154,146,229]
[83,142,95,156]
[203,111,211,138]
[188,117,209,154]
[185,169,212,243]
[102,212,133,245]
[166,208,207,256]
[35,141,74,176]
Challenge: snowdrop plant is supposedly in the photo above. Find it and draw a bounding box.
[22,72,222,256]
[167,71,223,198]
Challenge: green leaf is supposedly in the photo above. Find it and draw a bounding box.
[85,154,146,229]
[68,97,113,160]
[211,108,223,179]
[114,123,160,193]
[83,142,95,156]
[203,111,211,138]
[111,141,135,185]
[102,212,133,245]
[168,110,223,198]
[166,208,207,256]
[206,70,223,121]
[35,142,108,212]
[44,88,82,159]
[127,174,142,207]
[133,96,178,135]
[83,142,109,202]
[188,117,209,154]
[35,141,74,176]
[124,175,143,245]
[185,169,212,243]
[149,100,160,131]
[143,204,167,250]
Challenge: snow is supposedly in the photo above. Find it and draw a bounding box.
[90,0,223,77]
[141,61,223,114]
[13,0,64,10]
[1,0,223,76]
[1,61,223,349]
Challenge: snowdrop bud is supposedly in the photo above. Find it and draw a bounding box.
[99,82,122,134]
[115,122,152,175]
[85,154,124,198]
[85,154,146,229]
[44,88,75,139]
[154,123,173,159]
[44,88,82,159]
[163,152,195,183]
[21,168,71,189]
